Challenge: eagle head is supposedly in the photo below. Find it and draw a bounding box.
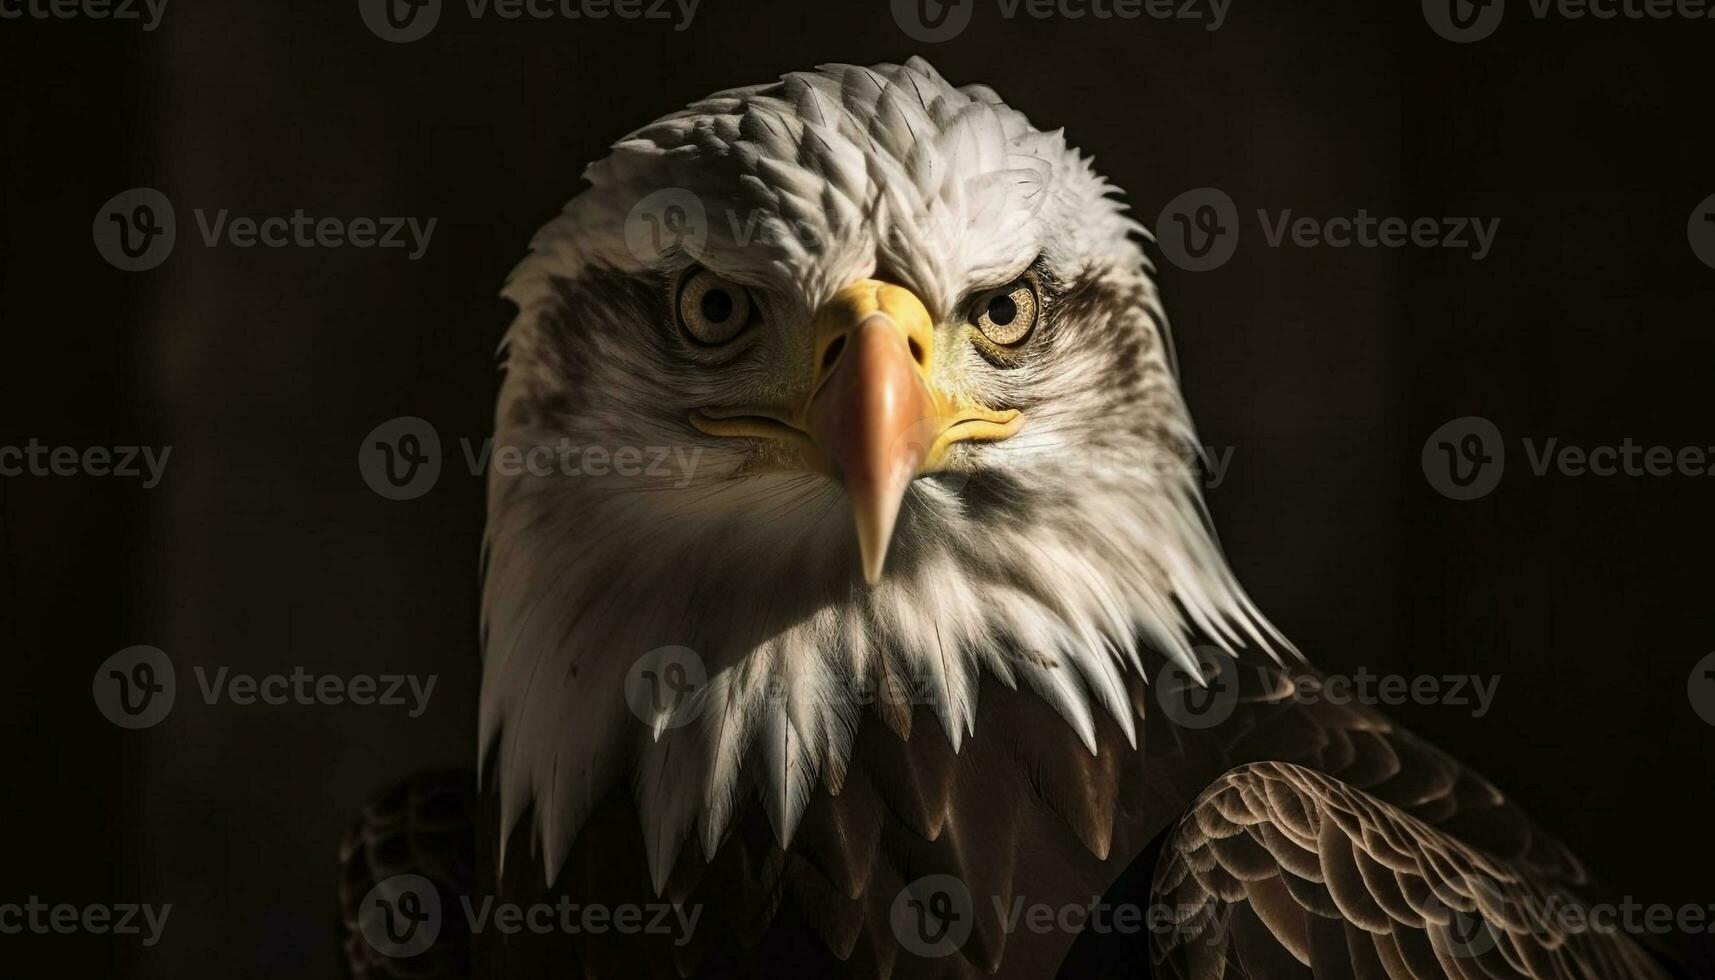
[480,57,1279,891]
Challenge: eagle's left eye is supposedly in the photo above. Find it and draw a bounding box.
[677,268,754,346]
[969,278,1039,348]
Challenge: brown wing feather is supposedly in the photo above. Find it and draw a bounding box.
[1148,762,1672,980]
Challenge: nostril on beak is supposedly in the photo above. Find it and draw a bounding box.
[907,336,927,367]
[820,334,847,375]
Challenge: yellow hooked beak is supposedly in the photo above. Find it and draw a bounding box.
[689,279,1023,585]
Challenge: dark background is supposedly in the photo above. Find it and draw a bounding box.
[4,1,1712,976]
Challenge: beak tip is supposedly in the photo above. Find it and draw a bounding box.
[861,554,886,587]
[854,504,897,587]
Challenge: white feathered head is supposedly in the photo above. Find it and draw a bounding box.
[480,58,1280,892]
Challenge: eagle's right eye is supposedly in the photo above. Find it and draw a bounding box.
[677,268,754,346]
[968,277,1039,348]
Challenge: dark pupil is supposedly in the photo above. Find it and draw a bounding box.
[987,293,1017,327]
[700,288,734,324]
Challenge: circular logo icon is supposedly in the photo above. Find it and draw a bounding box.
[1687,194,1715,270]
[890,0,974,42]
[624,188,709,267]
[359,0,441,42]
[1154,646,1240,729]
[624,646,708,730]
[890,874,973,958]
[93,188,176,272]
[1422,416,1505,501]
[357,874,442,958]
[1688,652,1715,726]
[1423,0,1505,42]
[1155,188,1239,273]
[93,645,177,729]
[359,417,442,501]
[1423,872,1504,958]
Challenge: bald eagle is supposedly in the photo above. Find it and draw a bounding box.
[340,59,1691,979]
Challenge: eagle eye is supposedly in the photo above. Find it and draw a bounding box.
[969,278,1039,348]
[677,268,754,346]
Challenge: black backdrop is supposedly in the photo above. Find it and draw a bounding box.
[4,1,1713,976]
